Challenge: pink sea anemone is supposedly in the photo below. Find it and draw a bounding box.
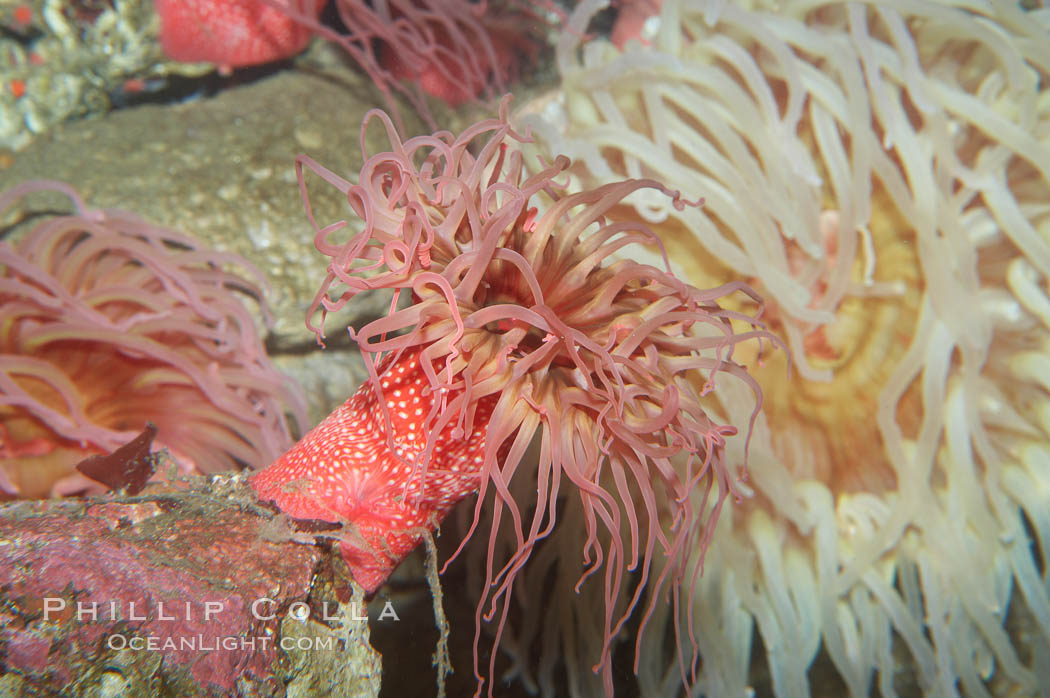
[0,180,307,498]
[268,0,544,127]
[252,97,779,694]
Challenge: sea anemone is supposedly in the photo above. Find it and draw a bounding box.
[522,0,1050,695]
[250,96,778,694]
[267,0,545,126]
[0,180,307,498]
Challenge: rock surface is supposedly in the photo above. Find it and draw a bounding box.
[0,475,381,697]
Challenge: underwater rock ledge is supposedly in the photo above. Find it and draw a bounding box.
[0,475,381,697]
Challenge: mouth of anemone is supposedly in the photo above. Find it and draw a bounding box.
[754,190,923,497]
[623,182,924,498]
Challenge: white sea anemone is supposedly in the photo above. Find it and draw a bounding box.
[520,0,1050,695]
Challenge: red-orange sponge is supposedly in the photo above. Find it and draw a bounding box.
[155,0,325,71]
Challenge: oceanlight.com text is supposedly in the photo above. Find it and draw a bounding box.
[104,633,341,653]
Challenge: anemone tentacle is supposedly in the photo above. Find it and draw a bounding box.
[253,97,779,696]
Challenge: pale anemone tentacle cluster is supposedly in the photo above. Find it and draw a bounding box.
[519,0,1050,695]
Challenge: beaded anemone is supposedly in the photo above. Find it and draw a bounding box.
[256,97,777,694]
